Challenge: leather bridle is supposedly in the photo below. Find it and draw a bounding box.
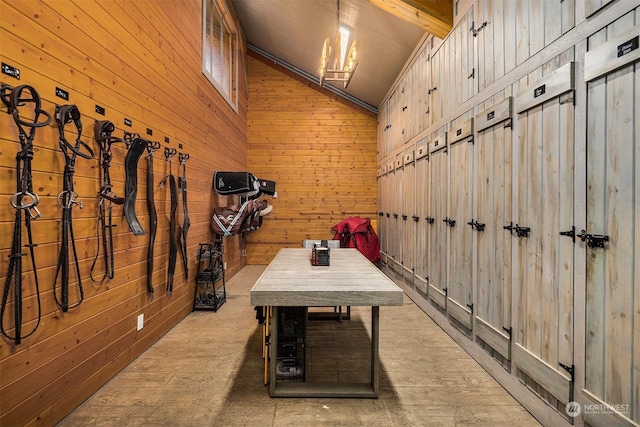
[161,147,178,295]
[178,153,190,281]
[53,104,94,312]
[90,120,125,284]
[146,139,161,295]
[0,84,50,344]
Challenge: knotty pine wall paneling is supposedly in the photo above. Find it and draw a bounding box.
[0,1,247,425]
[245,52,378,264]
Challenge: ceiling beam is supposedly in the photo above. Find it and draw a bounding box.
[368,0,453,39]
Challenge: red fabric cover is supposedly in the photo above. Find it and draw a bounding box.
[331,216,381,264]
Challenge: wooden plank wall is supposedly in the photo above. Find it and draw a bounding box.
[0,1,247,425]
[245,52,378,265]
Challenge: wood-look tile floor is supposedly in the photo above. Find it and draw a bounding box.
[58,265,540,426]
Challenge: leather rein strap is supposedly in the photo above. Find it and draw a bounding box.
[161,147,178,295]
[178,153,190,281]
[90,120,125,284]
[53,104,94,312]
[146,140,161,295]
[0,84,50,344]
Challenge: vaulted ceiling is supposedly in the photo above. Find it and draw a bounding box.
[230,0,452,112]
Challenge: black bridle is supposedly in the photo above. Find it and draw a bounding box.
[178,153,190,281]
[161,147,178,295]
[1,84,51,344]
[90,120,125,284]
[53,104,94,312]
[146,139,161,295]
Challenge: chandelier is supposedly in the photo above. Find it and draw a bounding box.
[319,0,359,89]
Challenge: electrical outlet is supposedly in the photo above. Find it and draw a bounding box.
[137,314,144,331]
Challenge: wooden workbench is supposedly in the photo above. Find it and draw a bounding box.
[250,248,403,398]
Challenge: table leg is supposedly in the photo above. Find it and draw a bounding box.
[371,306,379,397]
[270,306,278,396]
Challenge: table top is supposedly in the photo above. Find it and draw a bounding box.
[250,248,404,307]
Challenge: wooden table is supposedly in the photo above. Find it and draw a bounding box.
[250,248,403,398]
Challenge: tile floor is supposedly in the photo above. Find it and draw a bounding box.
[58,265,541,426]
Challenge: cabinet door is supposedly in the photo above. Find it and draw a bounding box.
[513,62,575,407]
[414,141,430,296]
[454,7,475,106]
[377,101,389,161]
[377,169,386,262]
[414,47,431,134]
[474,97,513,361]
[447,119,474,331]
[402,149,416,281]
[390,154,404,272]
[430,43,444,123]
[427,132,448,309]
[583,18,640,427]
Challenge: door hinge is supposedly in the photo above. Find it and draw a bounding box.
[559,226,575,242]
[559,362,575,381]
[472,21,488,37]
[577,229,610,248]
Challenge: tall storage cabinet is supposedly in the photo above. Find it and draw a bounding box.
[376,2,640,426]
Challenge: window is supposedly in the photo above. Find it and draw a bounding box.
[202,0,238,112]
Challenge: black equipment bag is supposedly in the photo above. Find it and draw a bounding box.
[213,171,277,197]
[214,171,258,195]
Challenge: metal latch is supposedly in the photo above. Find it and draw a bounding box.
[503,222,514,234]
[515,225,531,238]
[393,213,398,219]
[443,217,456,227]
[402,214,407,220]
[577,229,610,248]
[412,215,419,222]
[426,217,435,224]
[467,219,485,232]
